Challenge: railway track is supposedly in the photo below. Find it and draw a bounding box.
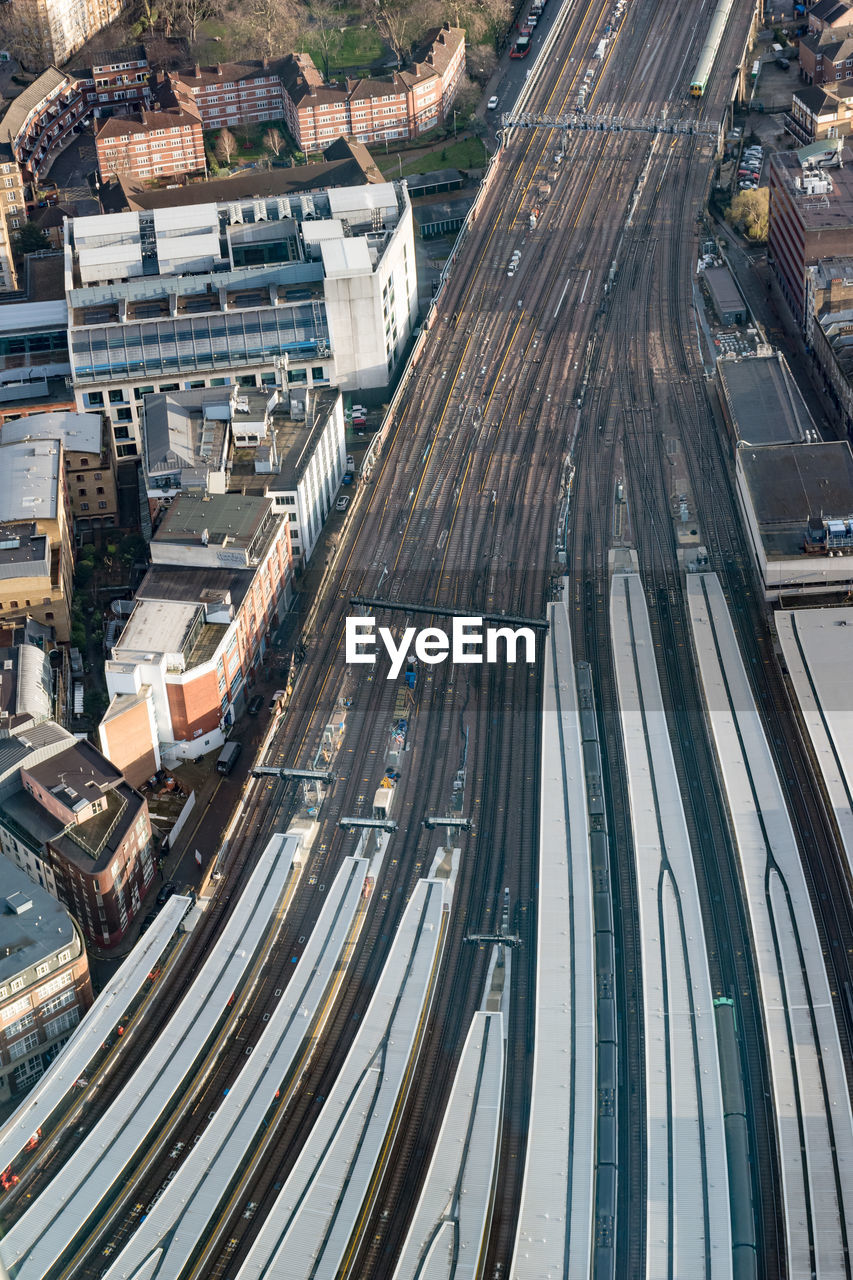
[26,0,817,1275]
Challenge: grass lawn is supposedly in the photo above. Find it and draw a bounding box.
[377,135,489,177]
[299,25,385,73]
[193,17,231,65]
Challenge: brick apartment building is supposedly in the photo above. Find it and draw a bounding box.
[280,26,466,151]
[0,146,26,292]
[0,49,150,185]
[768,148,853,321]
[808,0,853,35]
[0,738,155,948]
[786,83,853,145]
[103,491,292,765]
[165,60,287,131]
[799,26,853,86]
[95,83,205,183]
[0,860,92,1101]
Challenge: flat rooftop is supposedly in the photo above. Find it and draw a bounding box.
[704,264,745,315]
[0,524,49,581]
[718,353,814,445]
[0,856,77,984]
[771,150,853,231]
[117,598,200,657]
[136,564,253,613]
[739,440,853,555]
[154,491,274,551]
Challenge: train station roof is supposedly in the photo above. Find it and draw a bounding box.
[717,352,814,446]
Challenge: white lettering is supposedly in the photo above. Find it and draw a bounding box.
[345,616,538,674]
[452,617,483,663]
[415,627,450,664]
[485,625,536,664]
[346,616,376,663]
[378,626,416,679]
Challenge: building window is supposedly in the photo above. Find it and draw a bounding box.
[85,392,104,408]
[44,1006,79,1038]
[5,1011,35,1039]
[115,408,132,422]
[98,502,107,510]
[78,488,87,497]
[41,988,75,1017]
[8,1030,39,1060]
[134,385,154,400]
[80,503,89,511]
[108,389,125,404]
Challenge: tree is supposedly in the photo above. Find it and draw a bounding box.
[14,223,50,255]
[307,0,341,79]
[264,126,286,156]
[362,0,415,67]
[0,4,51,71]
[236,0,297,59]
[215,127,238,165]
[168,0,219,42]
[727,188,769,242]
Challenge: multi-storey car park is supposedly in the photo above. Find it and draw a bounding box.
[8,0,853,1276]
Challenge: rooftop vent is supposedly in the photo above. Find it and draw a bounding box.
[5,892,32,915]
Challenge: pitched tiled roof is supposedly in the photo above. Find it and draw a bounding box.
[0,67,68,146]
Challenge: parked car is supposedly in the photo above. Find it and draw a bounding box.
[342,470,354,484]
[346,454,355,467]
[156,882,177,908]
[269,689,286,709]
[336,495,350,512]
[487,95,499,110]
[247,694,264,715]
[510,35,531,56]
[139,913,157,934]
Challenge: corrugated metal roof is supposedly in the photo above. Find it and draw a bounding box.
[101,856,368,1280]
[2,411,102,456]
[610,572,730,1278]
[511,591,595,1280]
[688,574,853,1278]
[0,439,60,523]
[0,893,190,1176]
[236,876,450,1280]
[393,1010,504,1280]
[1,834,300,1280]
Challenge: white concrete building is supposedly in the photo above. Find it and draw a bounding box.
[246,388,345,565]
[65,184,418,462]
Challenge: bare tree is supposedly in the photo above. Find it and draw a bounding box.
[215,127,238,164]
[362,0,415,68]
[237,0,297,59]
[0,4,52,71]
[264,126,285,155]
[307,0,341,79]
[171,0,219,42]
